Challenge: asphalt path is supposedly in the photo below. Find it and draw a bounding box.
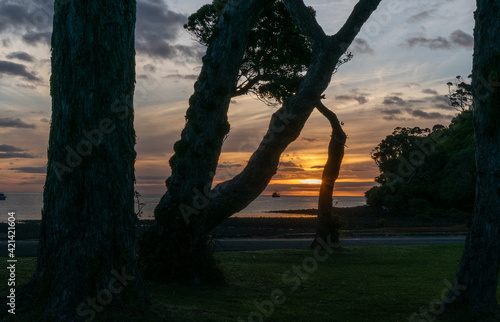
[0,236,465,257]
[213,236,465,252]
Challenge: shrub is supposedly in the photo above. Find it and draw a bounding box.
[415,213,433,224]
[376,218,388,227]
[365,186,384,207]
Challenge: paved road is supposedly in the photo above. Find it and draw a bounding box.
[213,236,465,252]
[0,236,465,257]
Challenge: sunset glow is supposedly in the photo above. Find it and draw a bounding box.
[299,179,323,185]
[0,0,474,197]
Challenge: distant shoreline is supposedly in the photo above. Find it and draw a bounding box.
[0,206,468,241]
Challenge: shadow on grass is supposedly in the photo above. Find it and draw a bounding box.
[3,244,498,321]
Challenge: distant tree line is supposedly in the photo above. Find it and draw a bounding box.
[366,97,474,221]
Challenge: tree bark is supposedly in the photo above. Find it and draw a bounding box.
[142,0,381,282]
[311,101,346,249]
[140,0,270,282]
[444,0,500,314]
[20,1,145,320]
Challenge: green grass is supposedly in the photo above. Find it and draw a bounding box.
[2,244,497,321]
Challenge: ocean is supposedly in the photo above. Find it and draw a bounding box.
[0,192,366,222]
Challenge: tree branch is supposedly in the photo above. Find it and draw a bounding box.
[233,74,272,97]
[332,0,382,50]
[283,0,327,48]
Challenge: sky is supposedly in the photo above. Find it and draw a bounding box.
[0,0,476,197]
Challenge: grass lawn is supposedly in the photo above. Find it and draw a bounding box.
[1,244,496,321]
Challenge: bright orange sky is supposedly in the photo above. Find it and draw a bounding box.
[0,0,475,196]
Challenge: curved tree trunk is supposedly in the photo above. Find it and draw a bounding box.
[442,0,500,315]
[141,0,382,282]
[20,1,145,320]
[311,101,346,249]
[140,0,270,282]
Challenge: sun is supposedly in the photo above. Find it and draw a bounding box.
[299,179,322,185]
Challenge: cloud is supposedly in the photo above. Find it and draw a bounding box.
[6,51,35,62]
[350,38,373,55]
[143,64,156,73]
[411,110,452,119]
[404,30,473,50]
[407,10,432,23]
[0,144,26,152]
[164,74,199,81]
[39,118,49,123]
[0,152,35,159]
[382,95,408,106]
[449,30,473,48]
[8,166,46,173]
[217,162,242,169]
[0,117,36,128]
[301,137,319,143]
[0,2,33,33]
[0,60,41,82]
[422,88,438,95]
[403,83,421,88]
[16,83,36,89]
[22,31,51,46]
[380,108,408,121]
[382,115,410,122]
[425,94,453,110]
[135,0,204,60]
[278,161,305,173]
[405,36,451,50]
[380,108,403,115]
[0,1,53,46]
[0,0,202,60]
[335,89,369,104]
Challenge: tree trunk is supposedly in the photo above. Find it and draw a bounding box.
[20,1,145,320]
[141,0,382,282]
[311,101,346,249]
[443,0,500,315]
[139,0,269,283]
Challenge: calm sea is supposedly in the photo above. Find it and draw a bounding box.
[0,192,366,222]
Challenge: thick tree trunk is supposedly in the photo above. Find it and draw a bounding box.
[142,0,381,282]
[311,101,346,249]
[140,0,269,282]
[20,1,145,320]
[443,0,500,315]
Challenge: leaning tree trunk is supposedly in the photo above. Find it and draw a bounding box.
[311,101,346,249]
[20,1,145,320]
[444,0,500,314]
[139,0,270,282]
[140,0,382,282]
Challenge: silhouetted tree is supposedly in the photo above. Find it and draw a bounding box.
[20,1,145,320]
[140,0,382,282]
[311,101,346,248]
[188,0,352,247]
[365,111,475,217]
[446,75,473,111]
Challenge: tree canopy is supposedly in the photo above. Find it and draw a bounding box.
[185,0,351,105]
[366,109,475,219]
